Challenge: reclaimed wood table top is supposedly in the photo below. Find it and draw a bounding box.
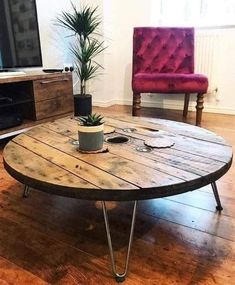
[3,116,233,201]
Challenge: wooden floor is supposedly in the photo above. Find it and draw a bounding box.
[0,105,234,285]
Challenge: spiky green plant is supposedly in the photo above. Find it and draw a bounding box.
[79,114,104,126]
[56,3,106,95]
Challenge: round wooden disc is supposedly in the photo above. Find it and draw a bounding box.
[144,138,174,148]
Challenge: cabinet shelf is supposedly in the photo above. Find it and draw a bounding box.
[0,72,73,138]
[0,98,33,109]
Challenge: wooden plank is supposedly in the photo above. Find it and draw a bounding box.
[42,120,200,181]
[0,256,48,285]
[167,135,232,163]
[106,143,200,181]
[0,186,202,284]
[110,125,232,164]
[46,114,229,149]
[111,126,232,164]
[164,188,235,218]
[1,184,233,250]
[43,116,114,138]
[0,209,192,284]
[0,215,115,284]
[43,117,78,139]
[42,118,228,177]
[0,187,235,284]
[22,127,185,190]
[107,135,226,177]
[3,142,97,191]
[152,148,227,175]
[105,115,230,146]
[12,133,138,191]
[1,163,235,283]
[138,116,231,145]
[139,199,235,242]
[49,116,231,165]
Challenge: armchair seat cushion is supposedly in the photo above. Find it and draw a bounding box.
[132,73,208,93]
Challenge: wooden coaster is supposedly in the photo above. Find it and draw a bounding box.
[144,138,174,148]
[104,125,115,134]
[77,147,109,154]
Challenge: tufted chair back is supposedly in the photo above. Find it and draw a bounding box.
[132,27,194,76]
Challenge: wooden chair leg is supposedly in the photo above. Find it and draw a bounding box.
[132,93,141,116]
[183,93,190,118]
[196,93,204,126]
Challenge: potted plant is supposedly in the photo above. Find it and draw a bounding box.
[78,113,104,151]
[56,4,106,116]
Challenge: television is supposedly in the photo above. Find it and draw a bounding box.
[0,0,42,69]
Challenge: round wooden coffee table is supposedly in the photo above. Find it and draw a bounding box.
[3,116,233,282]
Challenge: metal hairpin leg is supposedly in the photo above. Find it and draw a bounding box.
[102,200,138,283]
[23,185,30,198]
[211,182,223,211]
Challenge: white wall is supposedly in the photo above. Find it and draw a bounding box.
[35,0,235,115]
[101,0,157,105]
[36,0,73,68]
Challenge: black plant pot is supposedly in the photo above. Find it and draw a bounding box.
[74,94,92,116]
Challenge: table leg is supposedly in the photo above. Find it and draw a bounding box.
[102,201,138,283]
[211,182,223,211]
[23,185,30,198]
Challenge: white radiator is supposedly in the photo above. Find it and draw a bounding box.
[195,30,219,98]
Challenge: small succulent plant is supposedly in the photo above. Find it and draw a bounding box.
[79,113,104,126]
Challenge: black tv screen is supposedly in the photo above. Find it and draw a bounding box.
[0,0,42,69]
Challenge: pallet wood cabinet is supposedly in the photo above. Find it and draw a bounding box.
[0,72,73,139]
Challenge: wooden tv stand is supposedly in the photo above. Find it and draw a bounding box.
[0,71,73,139]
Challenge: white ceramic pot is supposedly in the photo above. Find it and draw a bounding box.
[78,124,104,151]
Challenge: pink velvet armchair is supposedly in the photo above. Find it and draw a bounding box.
[132,27,208,126]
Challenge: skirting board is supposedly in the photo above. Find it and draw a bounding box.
[92,99,235,115]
